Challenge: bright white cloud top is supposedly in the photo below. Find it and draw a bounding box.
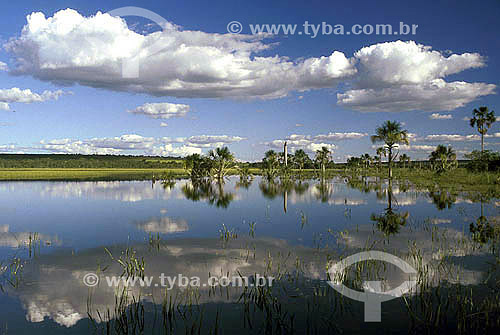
[0,87,66,111]
[429,113,453,120]
[128,102,190,119]
[5,9,356,99]
[6,9,494,112]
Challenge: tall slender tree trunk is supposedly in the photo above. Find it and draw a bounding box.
[481,133,484,153]
[388,147,393,179]
[387,178,393,210]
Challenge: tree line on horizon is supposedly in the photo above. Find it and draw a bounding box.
[0,106,497,173]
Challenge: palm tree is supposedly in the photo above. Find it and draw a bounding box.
[399,153,410,169]
[315,146,332,175]
[208,146,234,181]
[293,149,309,174]
[429,145,457,173]
[469,106,496,153]
[376,147,386,171]
[361,153,371,169]
[262,150,280,180]
[185,153,212,179]
[371,121,409,178]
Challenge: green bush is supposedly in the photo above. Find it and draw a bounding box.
[465,150,500,172]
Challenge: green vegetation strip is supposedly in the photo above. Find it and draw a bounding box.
[0,168,188,181]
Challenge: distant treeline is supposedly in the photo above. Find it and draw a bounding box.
[0,154,489,170]
[0,154,185,169]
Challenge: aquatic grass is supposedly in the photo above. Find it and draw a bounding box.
[105,247,145,279]
[218,224,238,248]
[147,233,162,252]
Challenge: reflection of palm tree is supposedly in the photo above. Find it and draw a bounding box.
[428,189,457,210]
[293,180,310,195]
[259,179,281,199]
[314,177,332,203]
[469,200,496,244]
[181,179,234,209]
[208,182,234,209]
[161,179,176,190]
[345,176,371,194]
[370,181,409,236]
[236,178,253,189]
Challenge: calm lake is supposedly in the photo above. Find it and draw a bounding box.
[0,176,498,334]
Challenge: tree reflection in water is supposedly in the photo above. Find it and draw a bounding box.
[314,177,333,203]
[370,180,409,236]
[258,177,311,213]
[181,178,234,209]
[428,188,457,210]
[470,200,497,245]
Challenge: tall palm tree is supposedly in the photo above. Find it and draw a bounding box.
[293,149,309,173]
[429,145,457,173]
[376,147,386,171]
[208,146,234,181]
[315,146,332,175]
[470,106,496,153]
[371,121,409,178]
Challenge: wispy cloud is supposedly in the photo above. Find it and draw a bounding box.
[429,113,453,120]
[8,133,245,156]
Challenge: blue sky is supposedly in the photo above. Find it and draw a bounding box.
[0,0,499,161]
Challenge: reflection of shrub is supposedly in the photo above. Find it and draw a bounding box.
[465,150,500,172]
[469,216,497,244]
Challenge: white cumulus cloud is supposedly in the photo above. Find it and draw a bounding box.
[337,80,495,112]
[128,102,190,119]
[338,41,495,112]
[5,9,356,99]
[0,87,66,111]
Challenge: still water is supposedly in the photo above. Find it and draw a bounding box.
[0,176,498,334]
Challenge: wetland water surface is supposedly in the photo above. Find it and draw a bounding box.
[0,176,498,334]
